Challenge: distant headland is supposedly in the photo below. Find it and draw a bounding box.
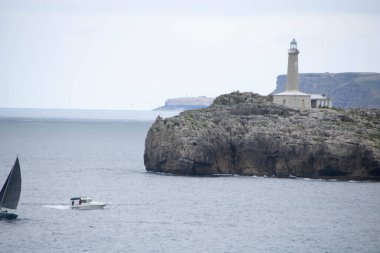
[153,96,214,111]
[155,72,380,111]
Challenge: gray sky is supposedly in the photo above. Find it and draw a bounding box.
[1,0,379,110]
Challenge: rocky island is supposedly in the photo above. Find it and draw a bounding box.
[144,92,380,180]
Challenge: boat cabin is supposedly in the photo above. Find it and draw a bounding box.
[70,197,92,205]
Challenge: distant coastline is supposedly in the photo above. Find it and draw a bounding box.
[154,96,214,111]
[0,108,180,122]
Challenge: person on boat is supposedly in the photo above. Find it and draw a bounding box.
[71,200,74,206]
[79,199,81,205]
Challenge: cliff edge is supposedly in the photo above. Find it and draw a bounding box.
[144,92,380,180]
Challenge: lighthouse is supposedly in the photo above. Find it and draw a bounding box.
[273,39,311,108]
[286,38,300,91]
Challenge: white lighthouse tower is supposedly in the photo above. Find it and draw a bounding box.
[273,39,311,108]
[286,38,300,91]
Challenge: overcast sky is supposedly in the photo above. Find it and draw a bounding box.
[1,0,379,110]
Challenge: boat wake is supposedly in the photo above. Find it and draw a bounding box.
[42,204,70,210]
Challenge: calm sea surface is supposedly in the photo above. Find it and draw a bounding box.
[0,109,379,253]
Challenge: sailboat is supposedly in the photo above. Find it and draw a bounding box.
[0,157,21,219]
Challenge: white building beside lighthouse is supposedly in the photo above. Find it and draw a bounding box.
[273,39,311,108]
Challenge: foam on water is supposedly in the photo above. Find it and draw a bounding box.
[42,205,70,210]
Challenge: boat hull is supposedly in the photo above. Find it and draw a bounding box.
[71,203,106,210]
[0,211,17,219]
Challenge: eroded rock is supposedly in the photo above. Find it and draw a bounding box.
[144,92,380,180]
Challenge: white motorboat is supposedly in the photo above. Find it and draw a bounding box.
[70,197,106,210]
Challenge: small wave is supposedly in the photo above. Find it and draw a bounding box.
[43,205,70,210]
[146,171,174,176]
[212,174,234,177]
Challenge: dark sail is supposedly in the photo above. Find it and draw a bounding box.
[0,158,21,209]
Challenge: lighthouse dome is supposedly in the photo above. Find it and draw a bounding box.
[290,38,297,49]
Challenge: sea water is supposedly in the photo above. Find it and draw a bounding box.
[0,110,379,253]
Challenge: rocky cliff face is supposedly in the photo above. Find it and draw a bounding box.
[272,72,380,109]
[144,92,380,180]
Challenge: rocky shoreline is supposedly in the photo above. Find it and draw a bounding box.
[144,92,380,181]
